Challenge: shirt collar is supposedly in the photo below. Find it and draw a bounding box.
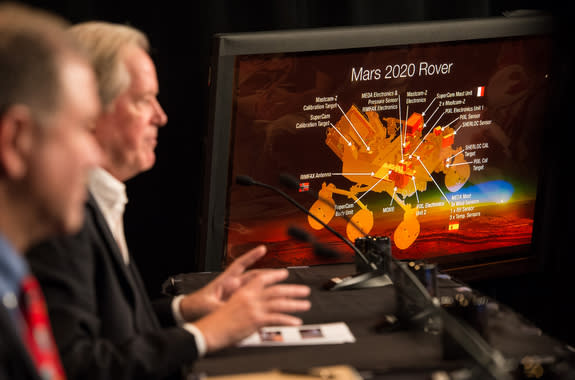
[0,233,28,300]
[88,167,128,216]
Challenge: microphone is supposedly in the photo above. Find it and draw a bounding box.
[278,173,305,192]
[277,174,510,375]
[235,175,374,269]
[287,225,341,259]
[236,174,391,290]
[280,173,382,273]
[280,173,360,228]
[279,173,392,270]
[235,175,256,186]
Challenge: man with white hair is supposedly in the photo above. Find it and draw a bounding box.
[27,21,311,380]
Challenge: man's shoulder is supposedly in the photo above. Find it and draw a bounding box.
[27,199,103,263]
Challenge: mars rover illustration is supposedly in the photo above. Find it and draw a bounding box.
[306,105,470,249]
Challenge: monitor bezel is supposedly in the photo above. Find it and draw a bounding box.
[198,14,553,277]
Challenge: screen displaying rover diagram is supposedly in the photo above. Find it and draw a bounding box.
[224,36,552,268]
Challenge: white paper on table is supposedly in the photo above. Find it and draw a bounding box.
[238,322,356,347]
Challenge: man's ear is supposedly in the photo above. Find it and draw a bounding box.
[0,105,35,179]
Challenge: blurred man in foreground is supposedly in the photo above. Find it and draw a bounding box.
[27,21,311,380]
[0,3,102,379]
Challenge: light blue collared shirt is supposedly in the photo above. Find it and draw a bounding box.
[0,233,28,324]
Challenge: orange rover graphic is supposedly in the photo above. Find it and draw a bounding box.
[307,104,470,249]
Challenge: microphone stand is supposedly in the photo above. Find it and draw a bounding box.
[278,173,395,290]
[277,173,513,379]
[236,175,391,290]
[239,174,514,378]
[391,258,513,380]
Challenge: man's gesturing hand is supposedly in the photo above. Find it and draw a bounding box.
[193,267,311,352]
[179,245,276,321]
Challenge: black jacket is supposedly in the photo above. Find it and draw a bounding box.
[27,193,198,380]
[0,305,45,380]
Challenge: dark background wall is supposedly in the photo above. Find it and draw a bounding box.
[12,0,572,344]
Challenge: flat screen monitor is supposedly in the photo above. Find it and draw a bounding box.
[198,14,554,280]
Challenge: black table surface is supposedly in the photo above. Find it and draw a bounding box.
[167,264,573,378]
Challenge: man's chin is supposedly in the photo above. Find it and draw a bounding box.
[144,154,156,170]
[137,156,157,175]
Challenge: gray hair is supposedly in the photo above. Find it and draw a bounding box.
[68,21,150,109]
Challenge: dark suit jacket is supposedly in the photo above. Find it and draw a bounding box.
[0,306,44,380]
[27,194,199,380]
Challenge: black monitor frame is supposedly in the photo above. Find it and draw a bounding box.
[198,14,553,280]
